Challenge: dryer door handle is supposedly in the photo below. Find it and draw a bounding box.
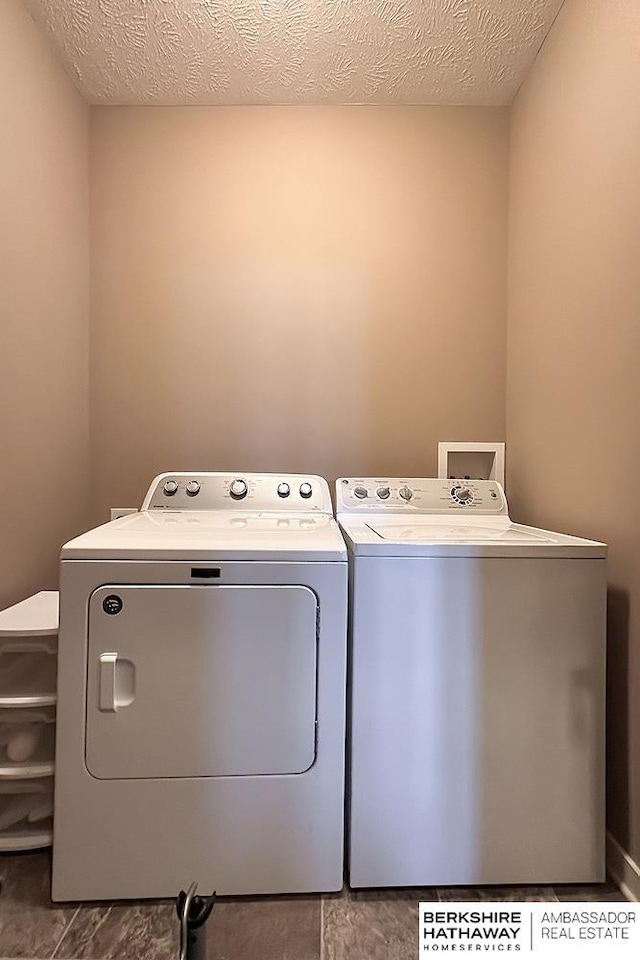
[99,652,118,712]
[98,653,136,712]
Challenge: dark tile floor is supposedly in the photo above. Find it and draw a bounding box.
[0,852,627,960]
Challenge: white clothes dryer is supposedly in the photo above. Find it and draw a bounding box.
[52,473,347,901]
[336,477,607,888]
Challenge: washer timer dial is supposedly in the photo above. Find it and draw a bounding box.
[230,479,248,499]
[451,486,473,505]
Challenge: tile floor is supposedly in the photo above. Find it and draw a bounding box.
[0,852,627,960]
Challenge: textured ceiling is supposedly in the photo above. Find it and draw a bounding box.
[24,0,565,105]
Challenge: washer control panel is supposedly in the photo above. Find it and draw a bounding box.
[336,478,508,515]
[142,473,332,513]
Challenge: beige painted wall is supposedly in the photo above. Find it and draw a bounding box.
[508,0,640,858]
[0,0,90,610]
[89,105,507,517]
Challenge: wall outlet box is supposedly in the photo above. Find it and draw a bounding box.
[110,508,138,521]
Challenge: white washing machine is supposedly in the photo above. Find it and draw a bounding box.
[52,472,347,901]
[336,477,607,888]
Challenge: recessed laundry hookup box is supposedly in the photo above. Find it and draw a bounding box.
[438,441,505,486]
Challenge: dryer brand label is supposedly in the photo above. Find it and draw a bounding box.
[419,904,639,956]
[102,594,123,616]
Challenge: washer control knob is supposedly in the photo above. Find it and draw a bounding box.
[299,482,313,499]
[377,486,391,500]
[186,480,200,497]
[230,478,248,499]
[354,487,368,499]
[277,482,290,498]
[399,485,413,501]
[455,488,473,503]
[163,480,178,496]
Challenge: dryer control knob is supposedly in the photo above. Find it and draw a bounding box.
[230,479,248,499]
[277,482,290,498]
[399,485,413,501]
[455,488,473,502]
[163,480,178,496]
[299,482,313,499]
[377,486,391,499]
[186,480,200,497]
[354,487,368,499]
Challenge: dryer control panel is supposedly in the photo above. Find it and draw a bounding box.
[336,478,508,515]
[142,472,333,514]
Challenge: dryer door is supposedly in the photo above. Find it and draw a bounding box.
[85,584,318,779]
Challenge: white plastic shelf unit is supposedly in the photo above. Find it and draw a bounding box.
[0,591,58,850]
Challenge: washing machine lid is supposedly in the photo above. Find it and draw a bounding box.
[62,511,347,562]
[338,516,606,559]
[367,519,554,544]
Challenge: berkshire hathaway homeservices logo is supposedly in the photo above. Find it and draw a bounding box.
[419,903,640,956]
